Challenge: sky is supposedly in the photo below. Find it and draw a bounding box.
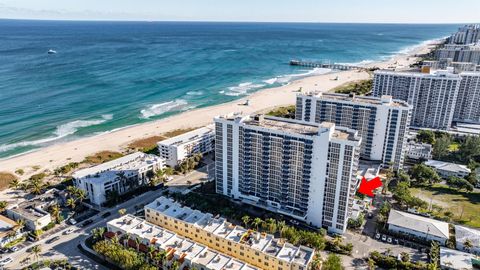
[0,0,479,23]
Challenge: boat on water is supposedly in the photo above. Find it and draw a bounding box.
[47,49,57,54]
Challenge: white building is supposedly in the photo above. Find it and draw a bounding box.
[0,215,23,248]
[435,44,480,65]
[295,93,411,169]
[455,225,480,255]
[440,248,476,270]
[454,72,480,124]
[387,210,450,245]
[6,202,51,231]
[372,69,462,130]
[448,24,480,45]
[106,215,260,270]
[157,126,215,167]
[423,59,479,73]
[425,160,471,179]
[73,152,165,206]
[406,141,433,160]
[214,114,361,234]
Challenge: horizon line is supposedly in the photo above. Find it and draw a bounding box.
[0,17,474,25]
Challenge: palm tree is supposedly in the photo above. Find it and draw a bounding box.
[92,227,106,241]
[367,258,375,270]
[464,239,473,252]
[164,167,174,176]
[134,237,141,252]
[241,215,251,228]
[118,208,127,216]
[0,201,8,212]
[277,220,286,238]
[15,219,25,233]
[400,251,411,262]
[9,179,19,190]
[265,218,277,234]
[66,198,76,210]
[76,189,87,203]
[29,178,43,195]
[49,203,62,223]
[311,254,322,270]
[30,245,42,262]
[147,245,156,263]
[155,250,167,267]
[171,260,180,270]
[252,217,262,231]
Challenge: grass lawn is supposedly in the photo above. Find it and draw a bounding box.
[411,184,480,228]
[330,79,373,95]
[448,142,460,152]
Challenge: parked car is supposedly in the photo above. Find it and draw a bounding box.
[82,219,94,227]
[0,257,12,266]
[46,236,60,244]
[9,246,19,252]
[101,212,111,218]
[68,218,77,225]
[64,228,75,234]
[367,213,374,219]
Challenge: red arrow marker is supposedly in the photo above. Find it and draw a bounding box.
[358,176,382,197]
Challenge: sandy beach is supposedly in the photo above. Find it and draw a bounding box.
[0,40,439,180]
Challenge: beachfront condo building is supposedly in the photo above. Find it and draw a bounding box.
[73,152,164,206]
[422,59,479,73]
[214,114,361,234]
[144,196,314,270]
[435,44,480,65]
[448,24,480,45]
[372,69,461,130]
[453,72,480,124]
[107,215,260,270]
[157,125,215,168]
[295,93,411,169]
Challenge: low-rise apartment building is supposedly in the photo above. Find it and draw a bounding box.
[157,126,215,168]
[405,141,433,160]
[0,215,23,248]
[144,196,314,270]
[107,215,259,270]
[73,152,164,206]
[424,160,471,179]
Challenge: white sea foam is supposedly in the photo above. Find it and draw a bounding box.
[140,99,189,119]
[186,91,204,96]
[263,78,278,85]
[222,82,266,96]
[0,114,113,153]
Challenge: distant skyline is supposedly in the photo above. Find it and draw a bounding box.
[0,0,479,23]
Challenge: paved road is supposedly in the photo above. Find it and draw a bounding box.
[4,163,211,269]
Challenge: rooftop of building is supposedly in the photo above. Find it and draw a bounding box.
[0,215,17,238]
[6,190,59,221]
[425,160,471,174]
[387,210,450,239]
[107,215,259,269]
[72,152,163,180]
[374,68,462,79]
[145,196,315,264]
[157,125,214,147]
[300,92,410,108]
[215,113,359,143]
[455,225,480,248]
[440,247,475,270]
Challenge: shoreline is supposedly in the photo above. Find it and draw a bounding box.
[0,38,440,179]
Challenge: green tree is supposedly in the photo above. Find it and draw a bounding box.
[29,178,44,195]
[0,201,8,212]
[92,227,106,241]
[417,130,435,144]
[460,136,480,161]
[410,164,441,185]
[241,215,251,228]
[446,176,474,192]
[323,254,343,270]
[433,135,451,159]
[49,203,62,224]
[252,217,262,231]
[9,179,19,190]
[66,198,76,210]
[30,245,42,262]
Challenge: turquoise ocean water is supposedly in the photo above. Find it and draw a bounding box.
[0,20,459,158]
